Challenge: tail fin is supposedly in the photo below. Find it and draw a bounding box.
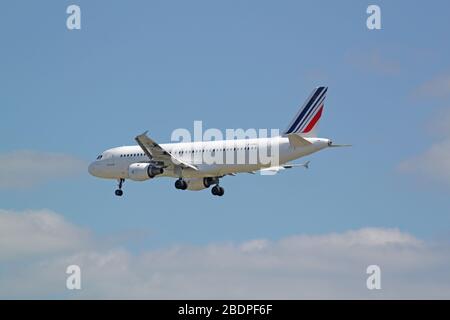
[283,86,327,136]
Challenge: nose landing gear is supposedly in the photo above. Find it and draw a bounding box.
[115,178,125,196]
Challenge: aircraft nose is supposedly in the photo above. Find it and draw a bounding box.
[88,162,98,176]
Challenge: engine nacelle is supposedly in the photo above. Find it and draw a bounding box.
[128,163,163,181]
[185,177,219,191]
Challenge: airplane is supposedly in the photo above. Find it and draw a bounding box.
[88,86,349,197]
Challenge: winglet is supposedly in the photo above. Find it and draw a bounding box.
[135,132,154,158]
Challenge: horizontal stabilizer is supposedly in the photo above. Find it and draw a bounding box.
[328,143,352,148]
[283,161,310,169]
[286,133,312,148]
[256,161,310,175]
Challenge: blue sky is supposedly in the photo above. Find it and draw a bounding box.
[1,1,450,298]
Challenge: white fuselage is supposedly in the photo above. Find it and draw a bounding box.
[88,136,330,180]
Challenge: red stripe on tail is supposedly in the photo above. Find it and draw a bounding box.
[302,105,323,133]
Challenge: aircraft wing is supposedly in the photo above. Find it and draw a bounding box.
[135,131,197,170]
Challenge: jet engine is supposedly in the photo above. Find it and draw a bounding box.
[128,163,163,181]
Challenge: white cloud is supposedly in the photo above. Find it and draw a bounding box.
[414,74,450,98]
[426,108,450,137]
[0,209,92,261]
[0,150,86,188]
[400,75,450,185]
[346,49,400,76]
[399,139,450,184]
[1,210,450,299]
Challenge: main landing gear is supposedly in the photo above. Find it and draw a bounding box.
[203,177,224,196]
[211,185,224,197]
[174,177,225,196]
[115,178,124,196]
[174,178,187,190]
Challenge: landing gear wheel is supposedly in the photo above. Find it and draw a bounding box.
[203,177,218,188]
[115,178,125,196]
[211,185,224,196]
[175,178,187,190]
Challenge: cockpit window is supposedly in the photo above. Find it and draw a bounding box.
[96,155,103,160]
